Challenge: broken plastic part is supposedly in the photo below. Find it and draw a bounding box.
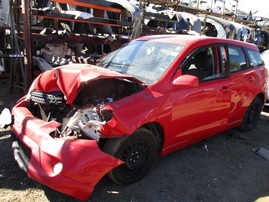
[0,108,12,128]
[77,120,105,141]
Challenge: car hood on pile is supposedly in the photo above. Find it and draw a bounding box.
[28,64,144,104]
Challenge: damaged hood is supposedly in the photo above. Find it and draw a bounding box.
[28,64,143,104]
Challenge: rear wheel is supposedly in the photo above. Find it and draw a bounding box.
[241,97,262,131]
[103,128,158,185]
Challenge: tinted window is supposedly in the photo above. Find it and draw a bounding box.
[245,49,264,67]
[228,45,246,72]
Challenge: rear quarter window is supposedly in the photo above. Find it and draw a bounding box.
[245,49,264,67]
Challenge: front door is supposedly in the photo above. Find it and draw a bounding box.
[166,45,232,149]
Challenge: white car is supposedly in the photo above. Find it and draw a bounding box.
[261,50,269,106]
[191,0,222,14]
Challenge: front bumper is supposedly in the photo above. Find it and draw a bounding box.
[11,100,123,201]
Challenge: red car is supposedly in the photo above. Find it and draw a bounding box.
[9,35,267,200]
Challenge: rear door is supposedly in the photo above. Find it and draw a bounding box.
[227,45,264,127]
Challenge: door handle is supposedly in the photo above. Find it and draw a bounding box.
[247,76,255,82]
[220,86,231,93]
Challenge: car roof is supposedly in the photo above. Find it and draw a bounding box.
[134,34,259,50]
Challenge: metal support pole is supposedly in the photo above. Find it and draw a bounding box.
[23,0,33,92]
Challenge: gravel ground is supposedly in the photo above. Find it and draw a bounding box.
[1,78,269,202]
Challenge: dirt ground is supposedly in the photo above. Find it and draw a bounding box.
[1,78,269,202]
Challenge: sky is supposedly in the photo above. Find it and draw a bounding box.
[233,0,268,16]
[214,0,268,16]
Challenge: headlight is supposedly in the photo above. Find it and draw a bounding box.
[53,162,63,175]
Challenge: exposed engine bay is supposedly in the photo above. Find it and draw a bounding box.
[27,78,143,141]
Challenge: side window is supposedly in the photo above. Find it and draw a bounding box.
[245,49,264,67]
[182,46,225,81]
[228,45,247,72]
[182,47,213,81]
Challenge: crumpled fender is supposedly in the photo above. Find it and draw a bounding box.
[99,88,167,136]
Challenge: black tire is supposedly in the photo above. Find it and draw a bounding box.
[241,97,262,131]
[103,128,158,185]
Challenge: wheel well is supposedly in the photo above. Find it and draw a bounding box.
[257,93,265,105]
[98,122,164,152]
[140,122,164,152]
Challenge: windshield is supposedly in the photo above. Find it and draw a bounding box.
[97,40,184,85]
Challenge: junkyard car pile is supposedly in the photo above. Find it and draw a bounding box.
[6,35,268,200]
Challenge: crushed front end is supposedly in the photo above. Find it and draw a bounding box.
[10,65,144,200]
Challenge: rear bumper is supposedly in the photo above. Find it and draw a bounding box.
[11,100,123,201]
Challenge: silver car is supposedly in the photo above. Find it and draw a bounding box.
[261,50,269,106]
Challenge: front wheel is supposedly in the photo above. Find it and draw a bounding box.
[103,128,158,185]
[240,97,262,131]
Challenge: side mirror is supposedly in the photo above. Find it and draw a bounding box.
[240,62,247,69]
[172,74,199,87]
